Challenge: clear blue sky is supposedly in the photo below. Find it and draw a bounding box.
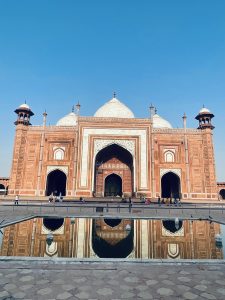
[0,0,225,180]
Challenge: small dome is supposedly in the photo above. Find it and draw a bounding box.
[152,114,172,129]
[19,103,30,109]
[94,97,134,118]
[56,112,77,126]
[199,107,210,114]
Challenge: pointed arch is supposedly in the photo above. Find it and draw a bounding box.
[161,171,181,199]
[219,189,225,200]
[94,143,133,197]
[46,169,67,196]
[104,173,122,197]
[54,148,65,160]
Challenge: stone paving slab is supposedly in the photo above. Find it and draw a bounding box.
[0,260,225,299]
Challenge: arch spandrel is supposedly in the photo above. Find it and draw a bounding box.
[160,168,181,178]
[47,166,68,176]
[94,139,135,157]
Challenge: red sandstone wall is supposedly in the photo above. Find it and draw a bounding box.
[8,117,217,200]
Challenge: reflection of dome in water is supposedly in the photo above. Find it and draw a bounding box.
[43,218,64,231]
[92,219,134,258]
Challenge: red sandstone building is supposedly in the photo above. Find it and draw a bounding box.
[7,96,218,200]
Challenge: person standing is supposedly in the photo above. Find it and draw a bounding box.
[128,197,132,212]
[158,196,161,206]
[15,194,19,205]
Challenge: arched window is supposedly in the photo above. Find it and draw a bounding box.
[54,148,64,160]
[164,151,175,163]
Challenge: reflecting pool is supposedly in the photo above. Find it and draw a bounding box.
[0,218,224,259]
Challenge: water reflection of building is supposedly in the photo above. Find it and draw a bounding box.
[0,218,223,259]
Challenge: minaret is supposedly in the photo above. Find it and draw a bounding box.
[14,102,34,126]
[195,106,214,130]
[182,113,187,130]
[43,110,47,127]
[195,106,217,199]
[9,102,34,195]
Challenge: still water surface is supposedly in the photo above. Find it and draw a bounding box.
[0,218,224,259]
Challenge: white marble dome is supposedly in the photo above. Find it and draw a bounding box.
[152,114,173,129]
[56,112,77,126]
[19,103,30,109]
[199,107,210,114]
[94,97,135,118]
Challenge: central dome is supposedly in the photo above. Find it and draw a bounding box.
[94,97,135,118]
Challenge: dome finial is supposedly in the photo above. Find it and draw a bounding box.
[75,101,81,115]
[149,103,155,119]
[155,107,157,114]
[113,92,116,98]
[72,105,75,113]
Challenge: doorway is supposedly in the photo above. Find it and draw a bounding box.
[104,174,122,197]
[161,172,180,199]
[46,170,67,196]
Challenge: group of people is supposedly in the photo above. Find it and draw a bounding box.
[157,196,181,206]
[49,194,63,203]
[139,195,181,206]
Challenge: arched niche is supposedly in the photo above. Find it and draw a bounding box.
[219,189,225,200]
[161,171,181,199]
[94,144,133,197]
[46,169,67,196]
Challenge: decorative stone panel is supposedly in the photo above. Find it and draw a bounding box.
[47,165,68,176]
[160,168,181,178]
[94,139,135,156]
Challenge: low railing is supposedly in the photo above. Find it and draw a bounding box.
[1,201,225,216]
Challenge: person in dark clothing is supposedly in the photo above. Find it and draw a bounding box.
[128,197,132,212]
[158,196,161,206]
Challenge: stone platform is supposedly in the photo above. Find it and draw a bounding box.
[0,259,225,299]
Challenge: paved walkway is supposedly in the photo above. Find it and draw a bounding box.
[0,259,225,299]
[0,202,225,299]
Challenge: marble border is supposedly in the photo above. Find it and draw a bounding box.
[80,128,148,188]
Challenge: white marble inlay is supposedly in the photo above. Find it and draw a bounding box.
[80,128,148,188]
[160,168,181,178]
[94,139,135,156]
[47,165,68,175]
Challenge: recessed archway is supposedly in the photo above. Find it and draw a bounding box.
[104,174,122,197]
[46,170,67,196]
[219,189,225,200]
[161,172,181,199]
[94,144,133,197]
[0,184,5,195]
